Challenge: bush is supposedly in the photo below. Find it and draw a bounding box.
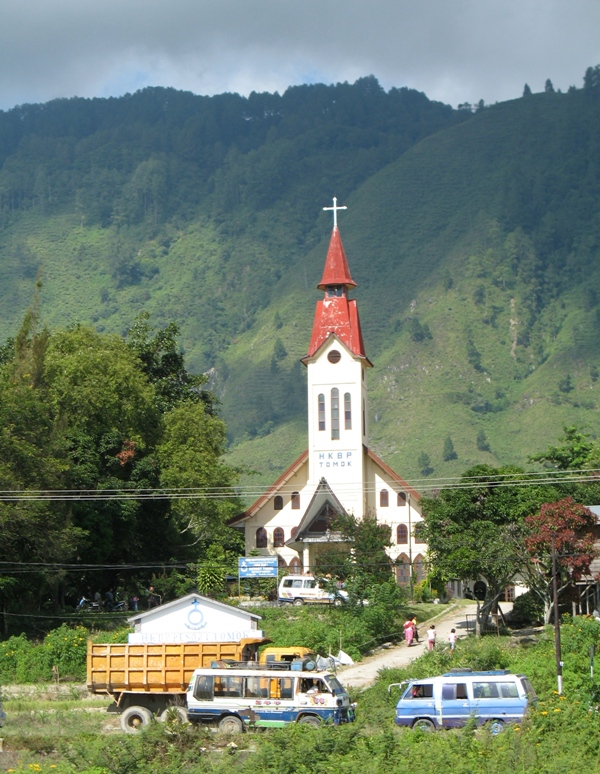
[511,591,544,626]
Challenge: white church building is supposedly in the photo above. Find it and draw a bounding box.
[231,202,426,588]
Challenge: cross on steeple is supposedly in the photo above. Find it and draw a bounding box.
[323,197,347,229]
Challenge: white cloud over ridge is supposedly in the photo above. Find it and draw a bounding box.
[1,0,598,111]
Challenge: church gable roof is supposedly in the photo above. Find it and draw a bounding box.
[286,477,348,548]
[229,450,308,524]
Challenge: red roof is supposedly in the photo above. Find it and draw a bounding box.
[317,227,356,290]
[306,298,367,358]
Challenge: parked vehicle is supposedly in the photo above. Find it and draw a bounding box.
[259,646,315,665]
[187,664,356,732]
[389,670,537,733]
[278,575,348,605]
[76,597,103,613]
[87,638,269,732]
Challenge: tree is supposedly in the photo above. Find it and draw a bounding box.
[314,512,402,615]
[418,452,433,476]
[476,429,491,452]
[157,402,243,541]
[530,425,598,470]
[522,498,597,624]
[443,436,457,462]
[545,79,555,93]
[523,84,532,97]
[420,465,559,633]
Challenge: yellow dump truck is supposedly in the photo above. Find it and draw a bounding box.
[87,638,268,732]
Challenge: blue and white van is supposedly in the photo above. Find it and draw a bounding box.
[390,670,536,733]
[187,665,356,732]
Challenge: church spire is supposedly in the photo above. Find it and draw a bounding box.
[305,200,369,360]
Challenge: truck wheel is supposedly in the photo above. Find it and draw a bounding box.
[218,715,243,734]
[412,718,435,732]
[159,706,188,725]
[298,715,321,727]
[488,719,505,735]
[293,598,304,606]
[120,705,152,733]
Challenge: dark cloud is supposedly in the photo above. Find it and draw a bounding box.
[1,0,598,110]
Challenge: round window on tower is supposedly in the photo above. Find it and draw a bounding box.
[328,350,341,364]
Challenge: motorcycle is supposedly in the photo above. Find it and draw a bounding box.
[76,597,103,613]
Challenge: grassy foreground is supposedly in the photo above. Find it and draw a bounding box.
[2,617,600,772]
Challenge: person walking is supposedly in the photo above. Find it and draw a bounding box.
[448,628,457,652]
[411,616,419,643]
[403,618,414,646]
[427,624,437,651]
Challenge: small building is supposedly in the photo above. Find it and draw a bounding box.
[127,592,263,644]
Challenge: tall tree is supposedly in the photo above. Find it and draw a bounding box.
[421,465,559,633]
[521,497,597,624]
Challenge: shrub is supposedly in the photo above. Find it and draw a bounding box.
[511,590,544,626]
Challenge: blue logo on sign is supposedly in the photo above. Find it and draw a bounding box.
[184,599,207,631]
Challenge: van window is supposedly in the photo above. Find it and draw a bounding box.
[194,675,214,701]
[271,678,294,700]
[214,676,243,698]
[283,579,303,588]
[442,683,468,700]
[408,684,433,699]
[246,677,269,698]
[500,683,519,699]
[473,682,499,699]
[303,580,317,589]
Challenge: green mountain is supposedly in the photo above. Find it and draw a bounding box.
[1,74,600,495]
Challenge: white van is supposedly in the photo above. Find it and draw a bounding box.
[278,575,348,605]
[389,670,536,733]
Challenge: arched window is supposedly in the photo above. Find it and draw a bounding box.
[273,527,285,547]
[291,492,300,510]
[331,388,340,440]
[396,554,410,586]
[344,392,352,430]
[289,557,303,575]
[255,528,267,548]
[290,526,298,539]
[414,522,426,544]
[274,495,283,510]
[318,393,325,431]
[278,555,287,569]
[396,524,408,544]
[414,554,426,583]
[397,492,407,507]
[380,488,389,507]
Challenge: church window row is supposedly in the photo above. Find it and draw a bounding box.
[255,526,299,548]
[273,492,300,511]
[379,489,408,507]
[395,523,426,544]
[318,390,351,438]
[396,554,426,586]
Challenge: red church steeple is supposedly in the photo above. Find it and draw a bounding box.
[306,199,369,361]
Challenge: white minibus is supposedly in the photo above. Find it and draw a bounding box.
[187,665,355,732]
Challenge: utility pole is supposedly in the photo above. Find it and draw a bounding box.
[552,533,563,694]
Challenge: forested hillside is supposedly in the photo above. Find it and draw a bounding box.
[0,71,599,490]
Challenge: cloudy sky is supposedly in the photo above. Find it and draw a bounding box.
[1,0,598,112]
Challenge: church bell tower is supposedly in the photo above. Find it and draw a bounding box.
[302,199,372,518]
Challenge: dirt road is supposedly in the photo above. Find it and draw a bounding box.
[338,601,480,690]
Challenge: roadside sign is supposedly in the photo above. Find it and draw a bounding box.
[238,557,278,578]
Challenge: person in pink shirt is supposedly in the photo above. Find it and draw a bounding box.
[404,618,414,646]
